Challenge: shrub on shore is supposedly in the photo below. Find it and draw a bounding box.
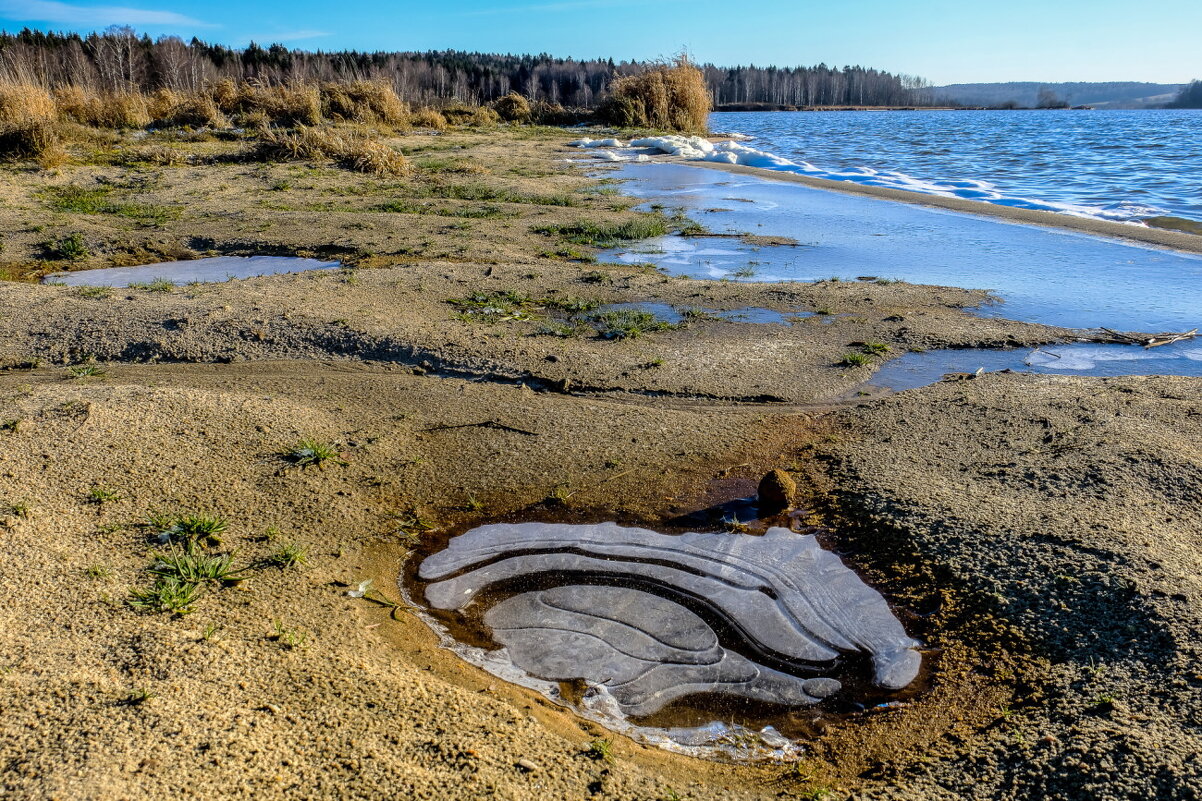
[599,55,710,133]
[493,92,531,122]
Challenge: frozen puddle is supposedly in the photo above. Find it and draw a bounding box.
[44,255,340,287]
[867,341,1202,392]
[411,521,920,759]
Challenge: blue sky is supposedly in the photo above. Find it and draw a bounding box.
[1,0,1199,85]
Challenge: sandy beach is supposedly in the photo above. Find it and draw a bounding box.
[2,126,1200,800]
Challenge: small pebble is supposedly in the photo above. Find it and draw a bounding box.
[516,758,540,773]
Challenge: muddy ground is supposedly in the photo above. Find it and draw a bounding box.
[1,125,1199,800]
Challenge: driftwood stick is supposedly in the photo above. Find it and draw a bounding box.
[422,420,539,436]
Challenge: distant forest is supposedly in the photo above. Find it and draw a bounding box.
[1167,81,1202,109]
[933,81,1183,109]
[0,27,932,108]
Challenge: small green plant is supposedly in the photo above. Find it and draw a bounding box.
[0,419,20,433]
[150,512,229,548]
[123,687,157,705]
[448,289,537,323]
[129,278,174,292]
[579,270,614,285]
[839,352,872,367]
[268,540,309,569]
[723,513,750,533]
[77,285,113,299]
[461,495,485,512]
[587,738,615,763]
[45,234,89,261]
[731,265,757,278]
[128,575,203,614]
[202,622,223,641]
[8,501,32,519]
[84,565,112,579]
[149,545,246,584]
[270,620,308,649]
[396,511,437,545]
[861,341,891,354]
[285,439,347,467]
[65,364,106,379]
[87,486,123,504]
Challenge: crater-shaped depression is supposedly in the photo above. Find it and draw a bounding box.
[416,522,921,722]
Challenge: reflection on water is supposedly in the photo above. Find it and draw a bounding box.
[45,255,340,287]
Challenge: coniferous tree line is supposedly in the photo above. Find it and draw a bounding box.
[0,26,933,108]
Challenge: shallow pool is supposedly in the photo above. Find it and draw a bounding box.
[45,255,340,287]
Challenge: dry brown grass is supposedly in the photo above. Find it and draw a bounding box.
[321,81,408,125]
[53,87,150,128]
[492,92,532,122]
[149,89,230,128]
[600,55,710,133]
[254,125,409,176]
[0,82,64,164]
[408,107,447,130]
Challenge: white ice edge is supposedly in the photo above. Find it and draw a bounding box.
[578,134,1168,225]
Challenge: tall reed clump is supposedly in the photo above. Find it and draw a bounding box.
[599,55,711,133]
[149,88,229,128]
[320,80,408,125]
[53,86,151,128]
[214,81,322,127]
[255,125,409,176]
[0,82,64,165]
[492,92,531,122]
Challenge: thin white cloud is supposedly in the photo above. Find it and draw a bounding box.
[243,29,330,44]
[0,0,212,27]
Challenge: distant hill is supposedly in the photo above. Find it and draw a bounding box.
[933,82,1183,109]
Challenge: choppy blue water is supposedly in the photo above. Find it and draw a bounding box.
[712,110,1202,224]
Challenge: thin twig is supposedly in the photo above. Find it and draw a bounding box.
[422,420,539,436]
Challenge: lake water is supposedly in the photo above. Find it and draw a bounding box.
[711,110,1202,224]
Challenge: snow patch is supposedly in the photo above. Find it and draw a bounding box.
[568,137,625,148]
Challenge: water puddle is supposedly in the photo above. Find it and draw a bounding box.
[596,302,791,325]
[44,255,340,287]
[601,163,1202,334]
[403,520,922,760]
[866,341,1202,392]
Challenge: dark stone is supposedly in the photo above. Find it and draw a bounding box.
[757,468,796,513]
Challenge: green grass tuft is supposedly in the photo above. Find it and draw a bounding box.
[588,309,674,340]
[285,439,347,467]
[532,217,668,247]
[839,352,873,367]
